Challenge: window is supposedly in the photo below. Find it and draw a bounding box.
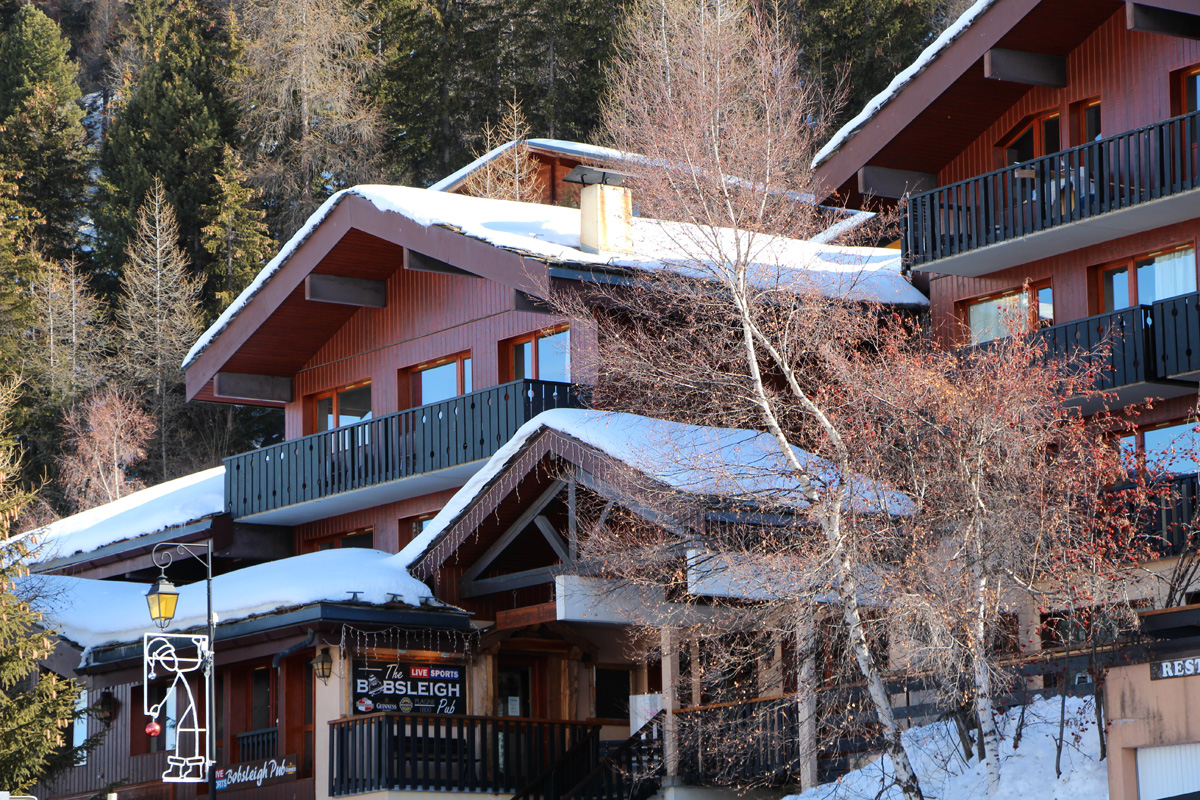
[72,688,88,765]
[999,110,1061,165]
[594,667,632,720]
[400,513,437,546]
[305,528,373,553]
[1098,245,1196,310]
[409,353,471,406]
[132,683,177,755]
[1181,65,1200,115]
[314,381,372,433]
[963,282,1053,344]
[1124,421,1200,476]
[506,326,570,382]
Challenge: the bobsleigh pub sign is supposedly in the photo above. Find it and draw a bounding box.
[352,661,465,715]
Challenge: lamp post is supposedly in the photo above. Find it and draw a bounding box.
[146,542,216,800]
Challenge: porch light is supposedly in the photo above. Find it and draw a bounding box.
[311,647,333,684]
[145,577,180,629]
[96,690,119,725]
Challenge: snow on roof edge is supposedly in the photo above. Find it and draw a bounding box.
[428,139,632,194]
[811,0,996,172]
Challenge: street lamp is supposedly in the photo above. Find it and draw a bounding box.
[148,542,216,800]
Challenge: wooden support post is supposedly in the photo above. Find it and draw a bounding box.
[661,627,681,781]
[688,638,702,707]
[797,604,818,790]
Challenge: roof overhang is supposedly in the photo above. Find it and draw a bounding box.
[814,0,1126,205]
[185,194,556,405]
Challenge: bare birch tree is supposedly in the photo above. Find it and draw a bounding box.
[116,179,202,481]
[29,259,110,400]
[233,0,383,237]
[58,385,154,509]
[557,1,927,795]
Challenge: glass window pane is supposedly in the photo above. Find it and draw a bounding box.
[1144,423,1200,475]
[418,361,458,405]
[316,395,335,433]
[1103,267,1130,310]
[967,293,1027,344]
[1036,286,1054,327]
[538,330,571,382]
[340,531,373,549]
[1042,116,1060,154]
[513,341,533,380]
[337,384,372,426]
[1137,248,1196,305]
[463,357,472,393]
[1084,104,1101,142]
[1188,74,1200,114]
[1007,126,1035,164]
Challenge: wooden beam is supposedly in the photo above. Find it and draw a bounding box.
[567,479,578,560]
[514,289,554,314]
[534,515,571,564]
[213,372,292,403]
[304,274,386,308]
[983,48,1067,87]
[461,480,565,582]
[1127,1,1200,39]
[856,166,937,199]
[460,565,559,598]
[407,248,477,277]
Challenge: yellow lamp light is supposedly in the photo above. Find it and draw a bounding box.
[145,577,180,629]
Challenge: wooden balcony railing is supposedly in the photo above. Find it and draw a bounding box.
[327,714,599,796]
[905,109,1200,268]
[1035,305,1154,392]
[236,727,278,762]
[561,712,664,800]
[225,379,583,519]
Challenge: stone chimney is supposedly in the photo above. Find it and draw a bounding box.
[564,166,632,254]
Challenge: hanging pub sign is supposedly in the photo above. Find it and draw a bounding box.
[352,660,466,715]
[214,755,298,791]
[1150,654,1200,680]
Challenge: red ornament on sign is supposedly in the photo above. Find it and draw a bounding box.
[146,720,162,737]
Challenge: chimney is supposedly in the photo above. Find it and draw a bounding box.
[563,166,632,254]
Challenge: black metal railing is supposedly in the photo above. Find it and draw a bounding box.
[225,379,583,518]
[511,726,601,800]
[237,727,278,762]
[905,109,1200,268]
[677,697,810,787]
[563,712,664,800]
[327,714,599,796]
[1035,306,1154,392]
[1137,473,1200,555]
[1152,290,1200,379]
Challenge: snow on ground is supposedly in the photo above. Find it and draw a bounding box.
[184,185,926,369]
[785,695,1108,800]
[811,0,995,170]
[25,548,437,656]
[396,409,912,569]
[17,467,225,566]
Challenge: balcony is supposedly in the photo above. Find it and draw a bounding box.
[224,379,583,523]
[904,110,1200,276]
[236,727,278,762]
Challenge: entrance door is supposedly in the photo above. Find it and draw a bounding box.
[497,664,532,717]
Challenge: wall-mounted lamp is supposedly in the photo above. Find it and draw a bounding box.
[310,648,333,685]
[95,690,119,725]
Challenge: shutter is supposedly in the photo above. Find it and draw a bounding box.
[1137,742,1200,800]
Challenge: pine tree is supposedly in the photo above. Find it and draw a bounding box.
[0,377,86,792]
[29,258,110,401]
[0,171,44,370]
[0,6,87,261]
[461,99,545,201]
[116,179,202,481]
[201,146,274,312]
[94,0,237,293]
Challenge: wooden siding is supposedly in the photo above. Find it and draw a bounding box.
[294,489,458,554]
[284,264,579,440]
[940,12,1200,186]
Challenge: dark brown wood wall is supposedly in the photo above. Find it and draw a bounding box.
[293,488,458,554]
[283,264,570,440]
[940,12,1200,186]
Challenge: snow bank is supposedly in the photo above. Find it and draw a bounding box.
[396,409,913,569]
[812,0,995,170]
[184,185,926,370]
[19,467,225,566]
[785,695,1108,800]
[27,548,436,653]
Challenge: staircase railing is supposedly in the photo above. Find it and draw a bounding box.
[563,712,665,800]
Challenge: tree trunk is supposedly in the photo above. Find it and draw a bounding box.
[970,562,1002,794]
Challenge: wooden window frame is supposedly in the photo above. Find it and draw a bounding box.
[400,513,437,546]
[501,324,570,381]
[995,109,1062,168]
[303,527,374,554]
[1070,97,1101,147]
[1172,63,1200,116]
[958,280,1052,344]
[1092,242,1197,313]
[405,352,472,408]
[309,379,371,435]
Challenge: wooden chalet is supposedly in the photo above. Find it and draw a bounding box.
[815,0,1200,796]
[29,160,927,800]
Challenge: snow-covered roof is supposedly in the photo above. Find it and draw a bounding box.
[812,0,995,170]
[19,467,225,567]
[184,186,926,369]
[396,409,913,570]
[428,138,633,193]
[27,548,437,654]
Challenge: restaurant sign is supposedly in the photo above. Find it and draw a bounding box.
[1150,655,1200,680]
[352,660,465,715]
[214,755,298,790]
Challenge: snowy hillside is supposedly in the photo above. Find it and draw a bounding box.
[786,696,1108,800]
